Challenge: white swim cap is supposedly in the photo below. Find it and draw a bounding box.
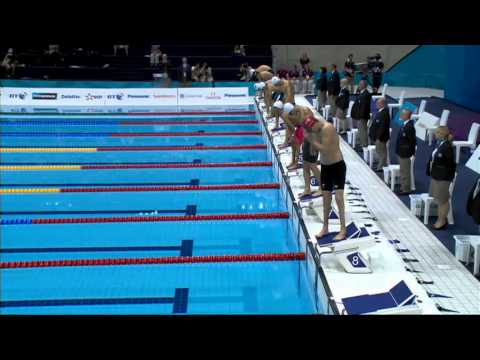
[271,76,281,86]
[273,101,283,110]
[255,82,266,90]
[283,103,295,114]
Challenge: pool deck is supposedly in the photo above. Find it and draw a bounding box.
[257,94,480,315]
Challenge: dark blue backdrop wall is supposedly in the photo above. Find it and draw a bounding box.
[385,45,480,112]
[384,45,446,89]
[445,45,480,112]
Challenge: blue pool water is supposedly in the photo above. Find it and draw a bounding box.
[0,108,319,315]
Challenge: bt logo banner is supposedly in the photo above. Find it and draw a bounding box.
[106,93,124,100]
[8,92,28,100]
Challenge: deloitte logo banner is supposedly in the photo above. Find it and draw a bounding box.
[0,87,251,107]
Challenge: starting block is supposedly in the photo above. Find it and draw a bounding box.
[341,280,422,315]
[316,223,376,274]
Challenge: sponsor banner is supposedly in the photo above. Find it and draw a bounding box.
[1,87,250,107]
[177,87,250,106]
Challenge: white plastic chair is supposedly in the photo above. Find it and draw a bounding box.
[347,128,359,148]
[335,101,355,133]
[346,100,355,129]
[453,123,480,163]
[427,109,450,146]
[372,83,388,101]
[386,153,416,192]
[420,173,457,225]
[388,90,406,119]
[439,109,450,126]
[411,100,427,121]
[323,105,331,120]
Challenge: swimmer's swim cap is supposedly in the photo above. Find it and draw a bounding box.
[283,103,295,114]
[273,101,284,110]
[254,82,266,90]
[271,76,281,86]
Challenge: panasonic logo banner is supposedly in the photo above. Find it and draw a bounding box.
[32,93,57,100]
[224,93,247,97]
[127,94,150,99]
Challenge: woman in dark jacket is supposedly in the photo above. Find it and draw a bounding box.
[426,126,456,230]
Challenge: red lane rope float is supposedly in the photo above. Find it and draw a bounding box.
[61,183,280,193]
[0,252,306,269]
[26,212,290,225]
[110,131,262,137]
[97,144,267,152]
[81,161,272,170]
[120,120,258,125]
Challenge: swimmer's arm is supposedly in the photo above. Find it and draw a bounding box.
[283,115,296,131]
[307,128,333,153]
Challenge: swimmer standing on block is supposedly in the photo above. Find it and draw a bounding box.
[271,76,296,149]
[281,103,313,177]
[303,114,347,241]
[283,103,323,198]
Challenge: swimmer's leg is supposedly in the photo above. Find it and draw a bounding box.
[333,189,347,241]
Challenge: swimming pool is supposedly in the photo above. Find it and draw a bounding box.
[0,105,333,315]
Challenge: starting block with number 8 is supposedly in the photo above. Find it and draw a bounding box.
[316,223,377,274]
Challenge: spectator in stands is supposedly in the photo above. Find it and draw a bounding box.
[426,126,456,230]
[369,97,390,171]
[192,63,202,82]
[150,45,162,67]
[327,64,341,117]
[395,109,416,195]
[178,57,192,84]
[199,62,208,82]
[239,45,246,56]
[370,54,384,94]
[276,68,290,80]
[289,64,300,93]
[351,80,372,149]
[299,52,310,71]
[114,43,129,57]
[160,54,170,79]
[344,54,355,93]
[1,48,18,78]
[234,45,246,57]
[239,63,254,81]
[43,44,64,67]
[316,67,328,110]
[206,66,214,82]
[335,78,350,134]
[301,64,315,94]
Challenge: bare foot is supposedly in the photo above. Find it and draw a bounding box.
[333,230,347,241]
[298,191,312,198]
[312,190,323,197]
[315,227,329,240]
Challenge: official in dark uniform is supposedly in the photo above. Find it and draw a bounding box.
[316,67,328,110]
[327,64,341,117]
[369,97,390,171]
[370,54,384,94]
[335,79,350,134]
[351,80,372,149]
[467,178,480,225]
[426,126,456,229]
[395,109,416,194]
